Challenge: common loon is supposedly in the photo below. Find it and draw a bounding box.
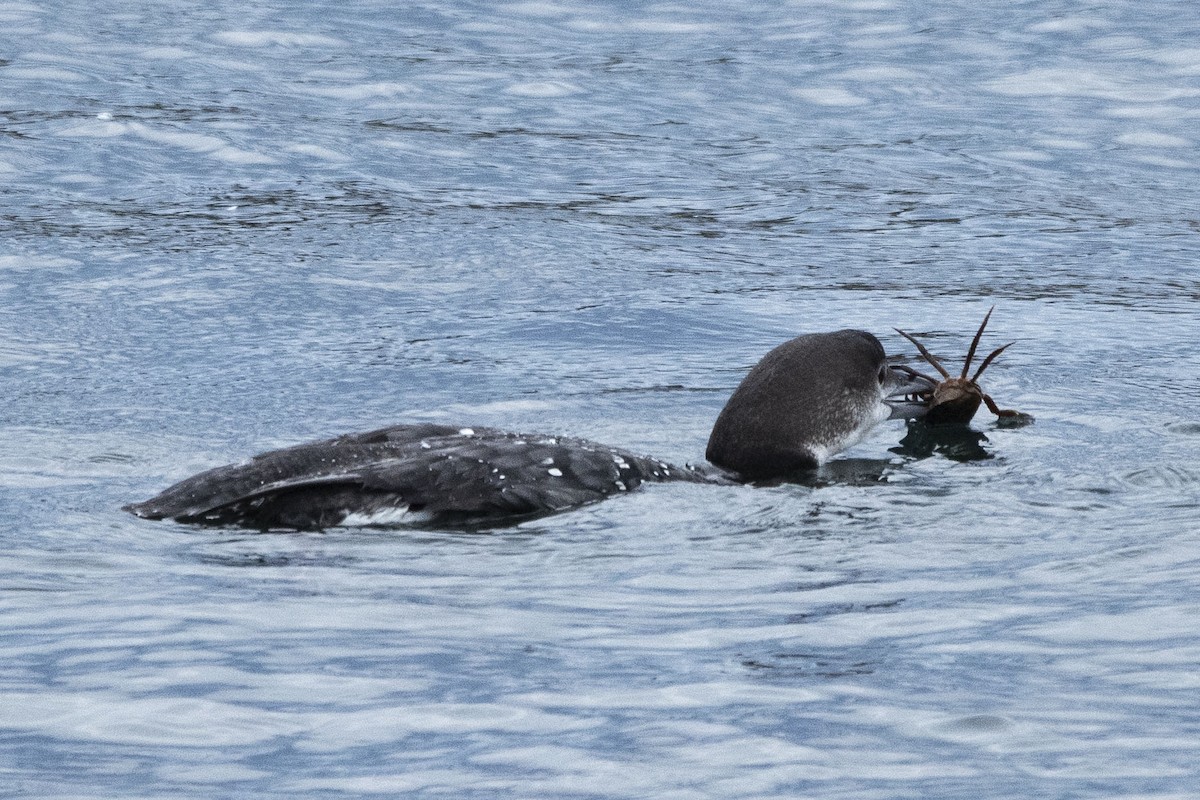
[124,329,934,529]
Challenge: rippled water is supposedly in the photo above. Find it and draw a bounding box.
[3,0,1200,797]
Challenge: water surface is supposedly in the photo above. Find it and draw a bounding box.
[3,1,1199,797]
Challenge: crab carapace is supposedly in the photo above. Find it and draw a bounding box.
[894,308,1029,426]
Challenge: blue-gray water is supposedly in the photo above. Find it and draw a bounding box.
[3,1,1199,797]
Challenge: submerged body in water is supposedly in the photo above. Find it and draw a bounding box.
[125,329,934,529]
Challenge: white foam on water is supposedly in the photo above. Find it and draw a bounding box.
[792,86,868,106]
[211,30,344,48]
[1116,131,1191,147]
[503,81,582,98]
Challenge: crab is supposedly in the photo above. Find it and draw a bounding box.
[894,307,1028,426]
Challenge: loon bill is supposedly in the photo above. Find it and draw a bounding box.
[125,329,934,529]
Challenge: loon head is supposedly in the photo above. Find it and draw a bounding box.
[705,329,934,481]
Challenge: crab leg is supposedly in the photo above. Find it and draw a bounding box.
[894,328,951,379]
[971,342,1015,382]
[960,305,995,379]
[981,392,1021,418]
[891,362,942,387]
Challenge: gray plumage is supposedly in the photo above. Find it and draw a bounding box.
[706,330,932,480]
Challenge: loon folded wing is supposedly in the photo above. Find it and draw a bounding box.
[119,423,421,518]
[125,424,708,529]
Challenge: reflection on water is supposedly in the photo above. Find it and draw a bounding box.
[893,421,994,463]
[3,0,1200,797]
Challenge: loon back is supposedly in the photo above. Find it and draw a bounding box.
[124,423,713,530]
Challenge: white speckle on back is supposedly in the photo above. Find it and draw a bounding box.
[458,428,475,436]
[547,467,564,477]
[541,457,555,466]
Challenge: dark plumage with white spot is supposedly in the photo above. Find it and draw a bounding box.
[125,423,714,529]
